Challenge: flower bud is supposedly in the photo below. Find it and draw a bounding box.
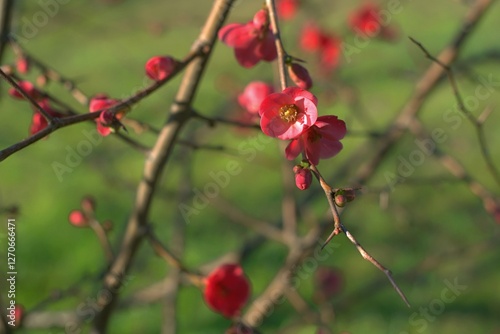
[145,56,176,81]
[81,196,96,213]
[16,57,30,74]
[293,166,312,190]
[334,194,346,207]
[288,63,312,90]
[68,210,88,227]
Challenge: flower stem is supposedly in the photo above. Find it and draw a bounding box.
[266,0,288,90]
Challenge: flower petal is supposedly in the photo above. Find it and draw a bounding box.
[285,138,303,160]
[218,23,255,48]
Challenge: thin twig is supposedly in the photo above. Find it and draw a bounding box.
[409,36,500,187]
[88,219,115,266]
[341,224,411,307]
[10,37,90,105]
[146,230,204,288]
[266,0,288,90]
[0,69,54,121]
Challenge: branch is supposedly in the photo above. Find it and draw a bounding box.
[91,1,237,332]
[352,0,493,185]
[409,36,500,187]
[265,0,288,90]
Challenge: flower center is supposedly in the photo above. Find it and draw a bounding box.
[279,104,298,123]
[307,127,322,142]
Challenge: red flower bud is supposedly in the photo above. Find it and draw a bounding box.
[288,63,313,90]
[8,81,42,101]
[68,210,88,227]
[203,264,250,318]
[145,56,176,81]
[16,57,30,74]
[294,166,312,190]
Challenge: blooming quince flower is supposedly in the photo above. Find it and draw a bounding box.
[238,81,274,114]
[260,87,318,140]
[285,115,346,165]
[203,264,250,318]
[218,9,277,68]
[145,55,176,81]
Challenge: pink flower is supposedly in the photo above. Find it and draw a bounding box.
[277,0,299,20]
[285,115,346,165]
[260,87,318,140]
[299,23,342,72]
[320,36,342,71]
[288,63,312,90]
[203,264,251,318]
[8,81,42,101]
[293,166,312,190]
[300,23,324,52]
[218,9,277,68]
[145,55,176,81]
[238,81,274,114]
[349,3,398,41]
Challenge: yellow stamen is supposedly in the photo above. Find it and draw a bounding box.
[279,104,298,123]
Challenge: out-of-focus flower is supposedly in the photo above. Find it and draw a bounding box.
[349,3,398,41]
[203,264,251,318]
[277,0,299,20]
[68,210,88,227]
[8,81,42,101]
[218,9,277,68]
[238,81,274,114]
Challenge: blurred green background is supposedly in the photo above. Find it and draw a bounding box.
[0,0,499,333]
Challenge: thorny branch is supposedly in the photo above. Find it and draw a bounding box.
[409,36,500,188]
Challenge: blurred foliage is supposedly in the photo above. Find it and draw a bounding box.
[0,0,499,333]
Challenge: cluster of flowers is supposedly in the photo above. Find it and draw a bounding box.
[219,6,347,191]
